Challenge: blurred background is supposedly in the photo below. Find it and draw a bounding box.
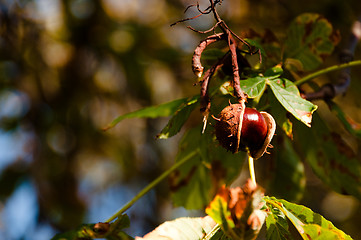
[0,0,361,239]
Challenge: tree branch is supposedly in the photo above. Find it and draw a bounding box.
[303,15,361,101]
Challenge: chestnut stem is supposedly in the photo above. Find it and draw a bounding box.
[248,156,257,186]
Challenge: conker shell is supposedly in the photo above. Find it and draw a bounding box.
[214,103,245,153]
[214,103,276,158]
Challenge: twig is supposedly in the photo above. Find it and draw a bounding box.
[170,0,223,27]
[228,34,246,101]
[199,52,229,113]
[295,60,361,86]
[187,21,221,34]
[302,15,361,100]
[192,33,225,77]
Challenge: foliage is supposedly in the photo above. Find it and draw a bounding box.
[264,197,352,240]
[1,1,361,240]
[87,10,357,239]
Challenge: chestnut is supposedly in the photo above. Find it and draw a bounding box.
[214,103,275,158]
[239,108,268,152]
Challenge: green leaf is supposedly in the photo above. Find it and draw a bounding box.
[157,96,199,139]
[294,113,361,201]
[266,205,293,240]
[268,78,317,127]
[104,96,198,131]
[284,13,340,71]
[264,65,284,78]
[240,76,267,98]
[280,199,352,239]
[329,102,361,138]
[170,126,245,209]
[269,136,305,202]
[268,93,294,138]
[265,197,352,240]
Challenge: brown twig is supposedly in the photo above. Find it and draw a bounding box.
[170,0,223,27]
[187,21,221,34]
[206,0,247,102]
[228,34,246,101]
[200,52,230,115]
[175,0,252,129]
[192,33,225,77]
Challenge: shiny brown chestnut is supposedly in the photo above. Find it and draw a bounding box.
[214,103,276,158]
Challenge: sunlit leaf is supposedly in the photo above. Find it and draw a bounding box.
[265,197,352,240]
[266,205,292,240]
[268,78,317,127]
[294,113,361,201]
[240,76,267,98]
[284,13,340,71]
[206,193,235,230]
[136,216,217,240]
[104,96,198,131]
[302,224,350,240]
[264,65,283,78]
[268,85,294,138]
[170,126,245,209]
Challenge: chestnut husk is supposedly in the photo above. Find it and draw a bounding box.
[214,103,276,159]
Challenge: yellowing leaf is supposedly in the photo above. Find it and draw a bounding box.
[284,13,340,71]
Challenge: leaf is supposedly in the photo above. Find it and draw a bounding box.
[269,98,293,139]
[302,224,350,240]
[240,76,267,98]
[103,96,198,131]
[269,136,305,202]
[284,13,340,71]
[329,102,361,138]
[135,216,217,240]
[264,65,284,78]
[157,96,199,139]
[266,205,293,240]
[268,78,317,127]
[169,126,245,209]
[265,197,352,240]
[294,113,361,201]
[206,186,236,231]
